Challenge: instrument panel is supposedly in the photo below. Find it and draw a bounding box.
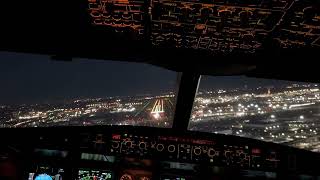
[80,131,280,171]
[87,0,146,40]
[0,126,319,179]
[86,0,320,54]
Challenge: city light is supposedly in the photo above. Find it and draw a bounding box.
[190,82,320,152]
[1,79,320,152]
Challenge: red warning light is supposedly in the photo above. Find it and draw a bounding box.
[112,134,121,140]
[252,148,261,154]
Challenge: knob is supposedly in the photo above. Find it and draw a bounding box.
[111,141,120,149]
[193,147,202,156]
[208,148,216,158]
[168,145,176,153]
[156,144,164,152]
[225,151,231,158]
[139,142,147,150]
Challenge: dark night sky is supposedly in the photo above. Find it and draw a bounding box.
[0,52,307,105]
[0,52,177,105]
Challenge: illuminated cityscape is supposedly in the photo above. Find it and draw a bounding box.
[0,93,176,129]
[190,83,320,152]
[1,82,320,152]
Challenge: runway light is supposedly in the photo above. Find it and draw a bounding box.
[153,113,160,119]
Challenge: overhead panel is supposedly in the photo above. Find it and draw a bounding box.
[85,0,320,54]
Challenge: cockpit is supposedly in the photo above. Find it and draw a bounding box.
[0,0,320,179]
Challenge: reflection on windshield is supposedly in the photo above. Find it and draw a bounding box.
[0,52,177,128]
[189,76,320,152]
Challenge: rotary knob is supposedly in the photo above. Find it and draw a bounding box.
[224,151,232,159]
[139,142,147,150]
[208,148,216,158]
[156,144,164,152]
[193,147,202,156]
[111,141,120,149]
[168,145,176,153]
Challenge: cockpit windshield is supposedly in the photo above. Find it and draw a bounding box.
[189,75,320,152]
[0,52,178,128]
[1,52,320,153]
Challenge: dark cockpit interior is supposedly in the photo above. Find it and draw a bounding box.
[1,0,320,179]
